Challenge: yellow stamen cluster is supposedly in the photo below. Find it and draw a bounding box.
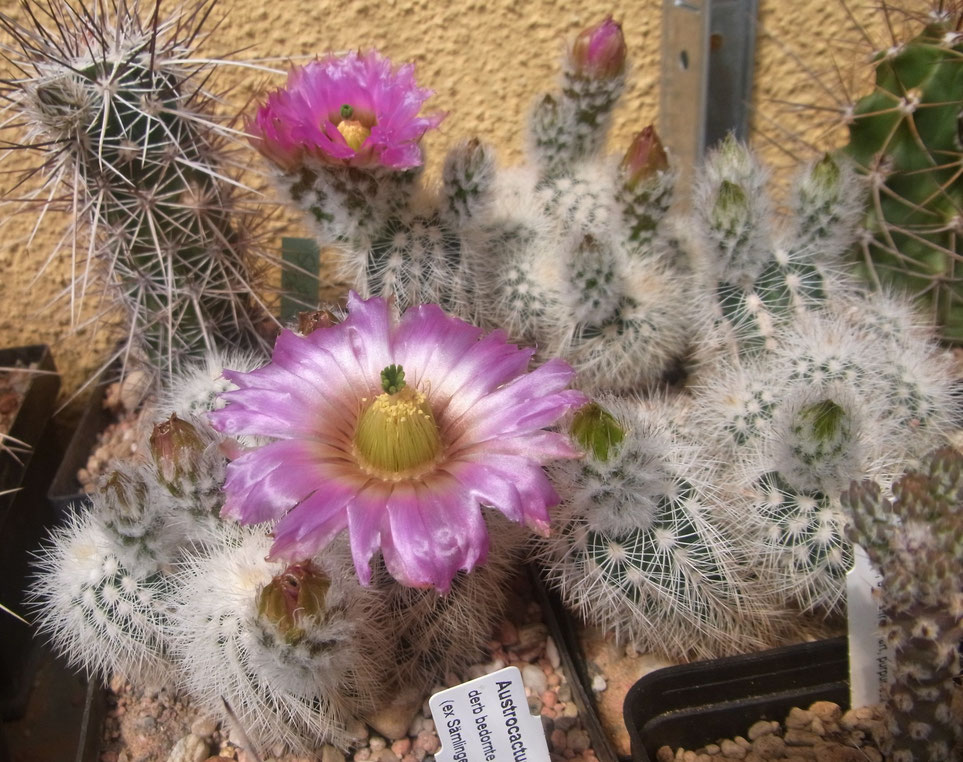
[354,385,442,478]
[337,119,370,152]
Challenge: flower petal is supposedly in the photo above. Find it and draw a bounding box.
[220,439,326,523]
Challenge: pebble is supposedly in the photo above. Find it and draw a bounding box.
[391,739,411,757]
[165,734,208,762]
[567,728,590,753]
[321,745,346,762]
[747,720,776,740]
[542,690,557,709]
[523,663,549,695]
[189,715,217,739]
[545,637,561,669]
[785,708,814,729]
[719,739,746,759]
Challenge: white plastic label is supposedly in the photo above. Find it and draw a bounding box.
[846,544,892,707]
[429,666,551,762]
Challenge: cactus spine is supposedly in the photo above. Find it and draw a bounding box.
[0,0,278,382]
[842,6,963,342]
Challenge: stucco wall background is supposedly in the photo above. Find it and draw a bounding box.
[0,0,893,405]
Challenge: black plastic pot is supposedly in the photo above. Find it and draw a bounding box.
[623,637,849,762]
[0,345,61,720]
[46,380,110,516]
[531,570,625,762]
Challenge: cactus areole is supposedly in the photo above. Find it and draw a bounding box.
[845,17,963,341]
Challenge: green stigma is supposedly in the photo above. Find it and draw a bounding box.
[381,364,406,394]
[340,104,354,120]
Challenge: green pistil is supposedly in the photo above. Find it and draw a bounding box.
[381,364,406,394]
[340,104,354,120]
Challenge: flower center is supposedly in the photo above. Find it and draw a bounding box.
[354,365,442,477]
[336,104,371,152]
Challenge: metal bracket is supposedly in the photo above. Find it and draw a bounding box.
[660,0,758,193]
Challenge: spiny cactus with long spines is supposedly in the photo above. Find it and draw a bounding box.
[0,0,280,383]
[841,4,963,343]
[248,19,699,394]
[537,397,787,660]
[841,447,963,762]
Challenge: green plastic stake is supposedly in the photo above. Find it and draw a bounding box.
[280,237,321,321]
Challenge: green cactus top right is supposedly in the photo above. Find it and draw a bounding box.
[844,13,963,341]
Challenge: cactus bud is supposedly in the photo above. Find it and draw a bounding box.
[571,402,625,462]
[149,414,205,494]
[101,468,150,536]
[711,180,750,234]
[621,126,669,188]
[571,17,627,79]
[297,309,337,336]
[257,562,331,645]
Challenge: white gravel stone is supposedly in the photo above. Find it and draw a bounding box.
[166,734,208,762]
[545,636,561,669]
[522,664,548,695]
[591,673,607,692]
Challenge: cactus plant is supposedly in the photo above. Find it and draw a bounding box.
[0,0,280,383]
[248,20,700,395]
[682,137,959,615]
[841,447,963,761]
[538,397,785,660]
[841,5,963,342]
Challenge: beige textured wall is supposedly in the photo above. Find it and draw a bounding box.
[0,0,887,406]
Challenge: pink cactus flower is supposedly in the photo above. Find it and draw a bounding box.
[248,51,444,171]
[209,294,586,592]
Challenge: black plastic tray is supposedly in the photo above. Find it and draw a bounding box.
[623,637,849,762]
[531,569,625,762]
[46,380,110,517]
[0,345,61,720]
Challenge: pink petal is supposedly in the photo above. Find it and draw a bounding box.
[220,439,325,523]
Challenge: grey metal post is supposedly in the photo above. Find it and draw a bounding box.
[660,0,758,194]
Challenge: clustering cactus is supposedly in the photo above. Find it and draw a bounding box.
[539,398,787,660]
[536,130,960,653]
[841,448,963,761]
[840,5,963,342]
[32,340,527,753]
[685,137,959,615]
[0,0,280,382]
[249,19,699,394]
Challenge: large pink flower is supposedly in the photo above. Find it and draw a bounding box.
[209,294,586,592]
[248,51,444,171]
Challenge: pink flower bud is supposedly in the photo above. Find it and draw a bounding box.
[571,17,627,79]
[621,126,669,187]
[149,414,205,493]
[257,562,331,644]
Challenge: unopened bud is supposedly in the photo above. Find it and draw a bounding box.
[621,126,669,187]
[101,468,149,532]
[297,309,337,336]
[571,17,627,79]
[571,403,625,462]
[150,414,205,494]
[711,180,750,232]
[257,562,331,645]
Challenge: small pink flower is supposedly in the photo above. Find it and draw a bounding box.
[248,51,444,171]
[209,294,586,592]
[571,17,627,79]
